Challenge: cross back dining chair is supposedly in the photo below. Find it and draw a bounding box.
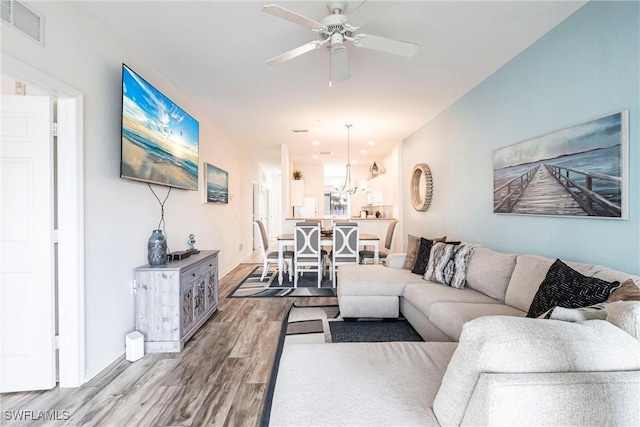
[359,219,398,264]
[293,221,327,288]
[254,220,293,282]
[330,222,359,284]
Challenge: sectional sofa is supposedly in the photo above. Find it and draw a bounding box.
[267,244,640,426]
[338,246,639,341]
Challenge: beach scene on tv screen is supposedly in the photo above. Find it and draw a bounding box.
[121,65,199,190]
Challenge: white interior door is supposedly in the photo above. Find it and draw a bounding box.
[0,95,55,392]
[252,182,259,250]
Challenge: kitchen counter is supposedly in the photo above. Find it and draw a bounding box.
[284,218,396,221]
[350,217,397,221]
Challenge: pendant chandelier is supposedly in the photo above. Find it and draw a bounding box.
[340,124,358,195]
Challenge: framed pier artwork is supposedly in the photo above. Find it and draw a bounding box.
[493,110,628,219]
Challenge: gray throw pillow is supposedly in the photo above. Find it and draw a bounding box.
[402,234,421,270]
[608,279,640,302]
[402,234,446,270]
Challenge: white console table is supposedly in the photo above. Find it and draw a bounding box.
[134,250,219,353]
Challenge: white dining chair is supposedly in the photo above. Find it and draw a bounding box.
[329,222,359,284]
[293,222,327,288]
[360,220,398,265]
[254,220,293,281]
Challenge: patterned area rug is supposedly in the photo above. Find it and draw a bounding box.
[285,304,341,344]
[227,265,337,298]
[282,304,423,344]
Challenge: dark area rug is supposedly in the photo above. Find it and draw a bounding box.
[228,264,336,298]
[329,319,423,343]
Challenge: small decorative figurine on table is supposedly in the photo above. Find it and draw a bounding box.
[187,234,200,254]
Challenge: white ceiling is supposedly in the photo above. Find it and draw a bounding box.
[82,1,585,170]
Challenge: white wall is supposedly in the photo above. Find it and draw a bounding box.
[402,1,640,274]
[1,2,258,380]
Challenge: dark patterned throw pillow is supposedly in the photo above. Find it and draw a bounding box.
[411,238,435,275]
[526,259,619,318]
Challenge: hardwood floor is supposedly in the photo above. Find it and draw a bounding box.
[0,257,337,426]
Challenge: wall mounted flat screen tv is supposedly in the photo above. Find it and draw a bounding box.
[121,64,199,190]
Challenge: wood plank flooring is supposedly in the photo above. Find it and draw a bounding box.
[0,261,337,426]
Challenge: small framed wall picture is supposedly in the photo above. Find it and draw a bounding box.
[204,162,229,204]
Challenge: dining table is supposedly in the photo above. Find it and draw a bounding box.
[276,232,380,285]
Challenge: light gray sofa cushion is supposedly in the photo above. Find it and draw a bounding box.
[338,264,419,297]
[606,301,640,340]
[462,371,640,427]
[403,282,500,318]
[465,247,517,303]
[504,254,609,312]
[429,302,526,341]
[270,341,457,426]
[591,268,640,285]
[433,316,640,427]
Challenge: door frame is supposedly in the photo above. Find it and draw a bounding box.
[2,53,85,387]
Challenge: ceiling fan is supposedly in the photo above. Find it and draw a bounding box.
[262,1,419,83]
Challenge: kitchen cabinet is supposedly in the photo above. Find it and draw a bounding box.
[291,180,304,207]
[367,173,393,206]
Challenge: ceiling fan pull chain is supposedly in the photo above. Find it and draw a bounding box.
[329,47,333,87]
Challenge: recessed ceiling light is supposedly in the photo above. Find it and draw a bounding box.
[352,160,358,164]
[367,141,375,146]
[312,141,320,145]
[312,155,318,159]
[360,149,367,154]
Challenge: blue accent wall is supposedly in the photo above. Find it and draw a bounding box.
[402,1,640,274]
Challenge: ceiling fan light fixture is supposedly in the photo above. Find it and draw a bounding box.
[263,1,419,83]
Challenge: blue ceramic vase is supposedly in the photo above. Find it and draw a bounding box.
[147,230,167,266]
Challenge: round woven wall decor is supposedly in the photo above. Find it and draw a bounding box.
[410,163,433,212]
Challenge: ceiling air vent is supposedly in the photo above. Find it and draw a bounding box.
[1,0,44,46]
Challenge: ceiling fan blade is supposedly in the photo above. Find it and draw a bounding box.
[262,5,325,31]
[331,46,350,81]
[353,34,419,57]
[266,40,325,65]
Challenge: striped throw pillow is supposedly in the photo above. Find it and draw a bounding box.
[424,242,475,289]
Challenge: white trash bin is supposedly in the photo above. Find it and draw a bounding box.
[125,331,144,362]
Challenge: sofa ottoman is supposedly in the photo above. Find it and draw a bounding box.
[338,264,418,318]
